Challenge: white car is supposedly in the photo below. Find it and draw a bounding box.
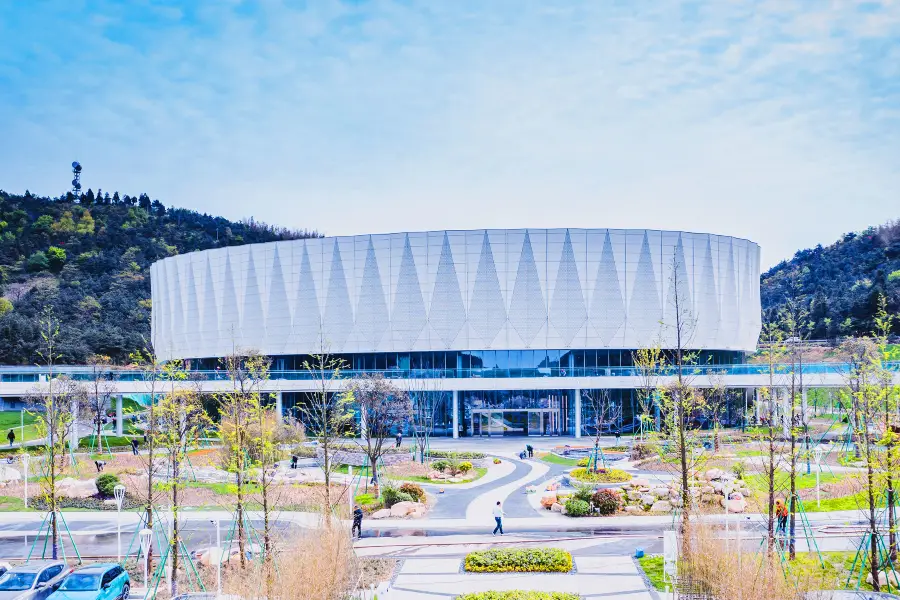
[0,562,71,600]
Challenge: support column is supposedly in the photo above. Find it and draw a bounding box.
[574,389,582,439]
[360,406,367,438]
[115,394,124,436]
[452,390,459,439]
[275,391,283,423]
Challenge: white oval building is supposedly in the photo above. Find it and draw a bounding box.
[150,228,761,437]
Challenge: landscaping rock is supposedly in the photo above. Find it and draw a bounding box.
[541,495,558,509]
[371,509,392,519]
[410,505,427,518]
[700,485,714,495]
[711,481,724,493]
[624,505,643,513]
[651,487,669,498]
[630,478,650,488]
[729,492,744,501]
[705,468,724,481]
[551,503,564,513]
[390,501,417,517]
[650,501,672,513]
[701,494,717,504]
[640,494,655,506]
[722,498,747,513]
[57,477,97,499]
[671,496,683,507]
[866,570,900,587]
[626,490,642,501]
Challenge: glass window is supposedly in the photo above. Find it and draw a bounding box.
[60,575,100,592]
[0,573,37,591]
[38,566,63,583]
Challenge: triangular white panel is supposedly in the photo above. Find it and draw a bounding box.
[720,240,738,346]
[429,232,467,348]
[202,256,219,354]
[628,231,661,344]
[354,238,389,349]
[468,232,506,346]
[266,245,291,352]
[241,249,265,351]
[153,261,168,356]
[323,240,353,351]
[220,253,240,350]
[696,236,720,348]
[170,259,185,356]
[663,233,694,345]
[392,235,427,349]
[550,230,587,346]
[184,259,200,355]
[292,243,322,349]
[590,232,626,345]
[508,231,547,347]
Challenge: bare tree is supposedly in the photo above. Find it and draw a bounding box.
[706,369,728,453]
[84,354,116,445]
[28,307,82,559]
[408,378,447,463]
[301,345,355,524]
[873,295,900,560]
[632,344,665,441]
[349,374,411,488]
[581,389,622,470]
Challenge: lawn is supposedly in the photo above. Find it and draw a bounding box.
[401,467,488,485]
[637,555,666,591]
[744,470,845,493]
[0,410,41,443]
[539,453,579,466]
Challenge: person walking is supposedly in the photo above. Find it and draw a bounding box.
[352,504,364,539]
[775,498,788,535]
[492,501,506,536]
[526,444,533,458]
[395,432,403,448]
[130,438,140,455]
[6,429,14,447]
[614,425,621,447]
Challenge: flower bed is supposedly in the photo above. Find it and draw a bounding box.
[457,593,579,600]
[464,548,572,573]
[567,467,632,484]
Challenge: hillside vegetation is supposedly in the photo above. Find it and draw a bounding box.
[761,220,900,338]
[0,188,317,364]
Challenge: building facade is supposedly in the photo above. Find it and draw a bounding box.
[150,228,762,437]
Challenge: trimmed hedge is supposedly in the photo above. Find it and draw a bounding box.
[564,498,591,517]
[569,467,632,483]
[428,450,486,460]
[457,594,579,600]
[464,548,572,573]
[96,473,121,498]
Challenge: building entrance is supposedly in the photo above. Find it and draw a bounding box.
[471,408,561,437]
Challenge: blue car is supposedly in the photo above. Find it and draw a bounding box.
[48,565,129,600]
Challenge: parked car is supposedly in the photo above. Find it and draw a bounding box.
[48,564,129,600]
[0,561,70,600]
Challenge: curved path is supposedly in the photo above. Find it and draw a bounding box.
[427,458,531,519]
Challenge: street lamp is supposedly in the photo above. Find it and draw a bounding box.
[114,485,126,562]
[22,454,29,508]
[814,446,823,509]
[139,528,153,589]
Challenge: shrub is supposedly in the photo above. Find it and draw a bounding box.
[631,442,656,460]
[569,467,631,484]
[458,461,473,474]
[399,482,425,503]
[591,488,621,515]
[572,484,594,504]
[457,593,579,600]
[431,459,450,472]
[95,473,121,498]
[564,498,591,517]
[732,460,747,480]
[381,487,414,508]
[429,450,486,460]
[576,457,590,467]
[607,445,629,452]
[493,458,502,464]
[464,548,572,573]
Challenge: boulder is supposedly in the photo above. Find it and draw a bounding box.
[640,494,655,506]
[0,466,21,482]
[701,494,717,504]
[651,487,669,498]
[650,501,673,513]
[551,503,564,513]
[866,570,900,587]
[630,478,650,488]
[371,509,392,520]
[57,477,97,499]
[390,501,417,517]
[729,492,744,501]
[671,496,683,507]
[541,495,558,509]
[722,498,747,513]
[624,505,643,513]
[705,468,724,481]
[410,506,427,518]
[711,481,724,493]
[626,490,643,501]
[700,485,714,495]
[427,471,444,480]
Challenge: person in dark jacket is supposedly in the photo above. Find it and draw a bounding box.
[526,444,534,458]
[130,438,140,455]
[395,432,403,448]
[6,430,14,447]
[352,505,364,539]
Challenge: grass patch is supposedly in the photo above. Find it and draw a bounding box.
[402,467,488,485]
[540,453,579,466]
[638,555,666,591]
[0,495,28,511]
[78,435,138,449]
[0,411,40,443]
[464,548,572,573]
[744,471,844,493]
[568,467,632,484]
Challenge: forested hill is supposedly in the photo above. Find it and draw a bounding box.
[0,188,318,364]
[761,220,900,338]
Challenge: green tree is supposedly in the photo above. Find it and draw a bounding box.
[76,211,95,235]
[52,211,75,235]
[26,251,49,272]
[0,298,12,316]
[32,214,54,235]
[46,246,66,272]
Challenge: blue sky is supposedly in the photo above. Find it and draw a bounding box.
[1,0,899,269]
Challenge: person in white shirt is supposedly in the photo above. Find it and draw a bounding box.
[492,501,505,535]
